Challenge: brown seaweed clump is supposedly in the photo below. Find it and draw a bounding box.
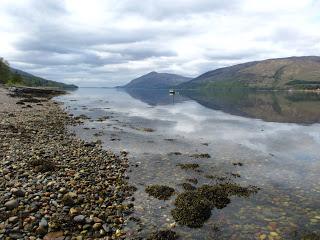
[147,230,178,240]
[190,153,211,158]
[171,183,259,228]
[172,191,212,228]
[180,183,197,191]
[145,185,175,200]
[176,163,199,170]
[186,178,198,184]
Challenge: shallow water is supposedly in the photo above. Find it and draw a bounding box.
[56,88,320,239]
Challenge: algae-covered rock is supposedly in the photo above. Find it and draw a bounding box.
[147,230,178,240]
[145,185,175,200]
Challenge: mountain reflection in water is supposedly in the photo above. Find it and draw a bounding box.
[124,88,320,124]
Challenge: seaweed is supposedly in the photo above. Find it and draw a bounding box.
[145,185,175,200]
[186,178,198,185]
[147,230,178,240]
[177,163,199,170]
[190,153,211,159]
[180,183,197,191]
[171,183,259,228]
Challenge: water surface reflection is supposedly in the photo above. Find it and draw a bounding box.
[56,88,320,239]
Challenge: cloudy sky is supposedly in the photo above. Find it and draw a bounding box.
[1,0,320,86]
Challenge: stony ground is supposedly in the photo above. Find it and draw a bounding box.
[0,88,136,240]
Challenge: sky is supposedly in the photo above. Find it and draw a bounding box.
[1,0,320,87]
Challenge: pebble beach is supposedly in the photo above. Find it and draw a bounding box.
[0,87,136,240]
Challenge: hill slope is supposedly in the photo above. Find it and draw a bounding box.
[179,56,320,90]
[10,68,78,89]
[0,57,77,89]
[123,71,192,89]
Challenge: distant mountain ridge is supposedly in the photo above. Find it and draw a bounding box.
[179,56,320,90]
[122,71,191,89]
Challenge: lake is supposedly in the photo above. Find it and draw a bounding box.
[56,88,320,239]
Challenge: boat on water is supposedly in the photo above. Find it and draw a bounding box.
[169,89,176,95]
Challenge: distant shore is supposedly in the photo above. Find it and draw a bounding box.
[0,87,135,239]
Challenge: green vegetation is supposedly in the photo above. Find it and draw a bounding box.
[286,80,320,90]
[0,57,13,84]
[0,57,77,89]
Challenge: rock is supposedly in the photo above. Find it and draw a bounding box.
[93,217,103,223]
[8,216,19,223]
[58,187,67,193]
[5,199,19,210]
[93,223,102,230]
[102,224,111,233]
[83,224,91,230]
[43,231,64,240]
[73,215,86,223]
[69,207,80,215]
[36,225,48,235]
[8,233,24,239]
[259,234,267,240]
[39,218,48,228]
[269,232,279,237]
[62,192,77,206]
[11,188,25,197]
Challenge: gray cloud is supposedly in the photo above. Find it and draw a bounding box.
[114,0,240,19]
[1,0,319,86]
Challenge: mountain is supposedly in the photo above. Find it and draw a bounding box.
[179,56,320,90]
[122,71,192,89]
[10,68,78,89]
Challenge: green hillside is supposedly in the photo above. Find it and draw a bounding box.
[0,57,77,89]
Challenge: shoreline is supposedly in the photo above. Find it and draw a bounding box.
[0,87,136,239]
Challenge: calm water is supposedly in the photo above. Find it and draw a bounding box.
[56,88,320,239]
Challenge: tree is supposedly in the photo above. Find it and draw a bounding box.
[0,57,11,84]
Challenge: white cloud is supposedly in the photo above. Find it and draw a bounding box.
[0,0,319,86]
